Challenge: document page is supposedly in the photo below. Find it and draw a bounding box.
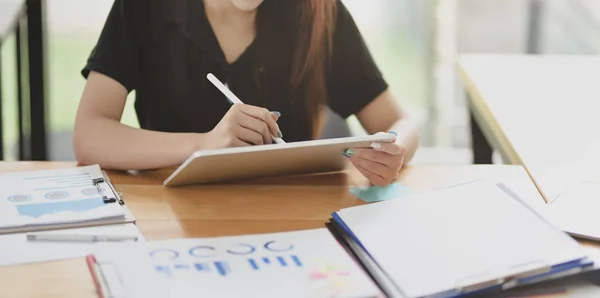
[0,165,125,231]
[95,228,381,298]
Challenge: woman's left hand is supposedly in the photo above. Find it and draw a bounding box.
[343,134,406,186]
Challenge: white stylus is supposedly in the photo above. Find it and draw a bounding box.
[26,233,139,242]
[207,73,285,144]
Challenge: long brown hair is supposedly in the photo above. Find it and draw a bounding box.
[256,0,337,140]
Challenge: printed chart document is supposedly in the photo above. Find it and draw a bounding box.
[0,223,144,267]
[0,165,130,234]
[92,229,381,298]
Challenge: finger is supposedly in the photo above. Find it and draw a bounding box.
[350,147,404,173]
[348,148,395,167]
[351,156,398,183]
[353,162,390,187]
[271,111,281,122]
[235,126,266,145]
[370,142,406,156]
[374,131,398,141]
[231,139,252,147]
[237,114,272,144]
[240,105,282,138]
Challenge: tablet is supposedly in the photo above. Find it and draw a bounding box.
[163,133,397,186]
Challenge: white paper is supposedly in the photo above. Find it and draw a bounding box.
[531,138,600,202]
[336,181,586,298]
[94,229,381,298]
[0,223,144,267]
[0,165,125,231]
[545,182,600,241]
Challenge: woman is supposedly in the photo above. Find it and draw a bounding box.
[74,0,419,186]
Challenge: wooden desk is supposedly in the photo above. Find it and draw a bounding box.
[459,54,600,200]
[0,162,572,297]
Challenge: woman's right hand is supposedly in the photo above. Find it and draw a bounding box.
[203,104,282,149]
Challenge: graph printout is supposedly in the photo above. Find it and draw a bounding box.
[95,229,381,298]
[0,165,124,230]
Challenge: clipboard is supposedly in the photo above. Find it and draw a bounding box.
[325,221,405,298]
[330,181,594,298]
[163,133,397,186]
[0,166,135,235]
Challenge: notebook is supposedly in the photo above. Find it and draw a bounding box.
[88,229,382,298]
[0,165,134,234]
[330,180,593,298]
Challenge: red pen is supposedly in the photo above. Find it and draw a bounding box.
[86,255,105,298]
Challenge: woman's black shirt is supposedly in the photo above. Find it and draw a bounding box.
[82,0,388,142]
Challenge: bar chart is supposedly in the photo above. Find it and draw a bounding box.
[248,255,303,270]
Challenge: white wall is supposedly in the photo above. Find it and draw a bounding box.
[47,0,113,35]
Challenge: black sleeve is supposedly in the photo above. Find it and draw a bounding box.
[81,0,140,92]
[327,1,389,119]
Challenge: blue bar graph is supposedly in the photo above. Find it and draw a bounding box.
[155,265,171,277]
[194,263,210,272]
[156,262,230,277]
[248,255,303,270]
[277,256,287,267]
[214,261,231,276]
[174,264,191,270]
[249,258,259,270]
[291,255,302,267]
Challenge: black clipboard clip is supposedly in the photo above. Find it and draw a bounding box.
[93,172,125,206]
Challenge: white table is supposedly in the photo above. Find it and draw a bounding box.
[459,54,600,201]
